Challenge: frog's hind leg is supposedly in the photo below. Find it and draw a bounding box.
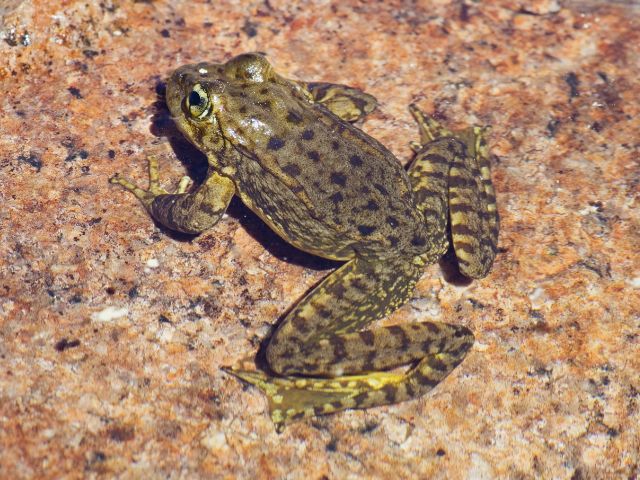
[225,256,474,431]
[110,156,235,234]
[407,105,499,279]
[300,81,378,122]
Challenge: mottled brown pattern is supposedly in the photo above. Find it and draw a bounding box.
[2,1,639,477]
[112,54,498,431]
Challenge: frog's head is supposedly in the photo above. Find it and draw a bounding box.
[166,53,276,156]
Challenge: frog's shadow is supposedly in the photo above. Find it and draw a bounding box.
[149,82,339,272]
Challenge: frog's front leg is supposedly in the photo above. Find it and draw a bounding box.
[110,157,235,234]
[226,255,473,431]
[299,81,378,122]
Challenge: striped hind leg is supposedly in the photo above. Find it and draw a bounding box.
[225,255,474,431]
[407,105,499,279]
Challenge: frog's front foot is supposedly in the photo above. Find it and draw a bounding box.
[110,156,192,211]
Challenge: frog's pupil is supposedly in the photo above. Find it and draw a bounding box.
[189,90,204,107]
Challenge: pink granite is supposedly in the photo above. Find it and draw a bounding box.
[0,0,638,478]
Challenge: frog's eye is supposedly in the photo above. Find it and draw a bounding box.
[186,84,211,119]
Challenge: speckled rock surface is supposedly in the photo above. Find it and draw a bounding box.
[1,1,638,478]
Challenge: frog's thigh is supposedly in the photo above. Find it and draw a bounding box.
[231,256,473,429]
[408,108,499,278]
[303,81,377,122]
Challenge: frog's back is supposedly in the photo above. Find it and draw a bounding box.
[224,82,428,259]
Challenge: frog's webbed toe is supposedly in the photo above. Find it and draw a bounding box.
[110,156,235,235]
[110,156,173,210]
[407,105,499,279]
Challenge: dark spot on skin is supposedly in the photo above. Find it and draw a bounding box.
[267,137,285,150]
[414,370,438,387]
[282,163,302,177]
[373,183,388,195]
[332,282,347,299]
[331,336,347,359]
[426,323,441,334]
[455,326,471,338]
[382,384,397,403]
[330,172,347,186]
[411,235,427,247]
[427,356,448,372]
[387,216,399,228]
[108,149,116,159]
[357,225,376,236]
[307,150,320,162]
[448,175,472,189]
[351,278,368,291]
[451,223,476,236]
[364,200,379,211]
[349,155,363,167]
[388,325,410,350]
[317,308,332,318]
[329,192,344,204]
[331,140,340,150]
[292,314,311,334]
[405,382,415,398]
[449,342,472,359]
[260,88,269,95]
[239,106,247,114]
[359,331,375,346]
[160,29,170,38]
[301,129,315,140]
[424,153,448,165]
[364,350,377,370]
[360,186,370,194]
[286,110,303,124]
[388,236,399,247]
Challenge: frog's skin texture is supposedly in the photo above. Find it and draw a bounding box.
[111,53,499,432]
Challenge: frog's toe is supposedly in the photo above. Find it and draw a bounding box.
[409,104,454,144]
[109,173,157,207]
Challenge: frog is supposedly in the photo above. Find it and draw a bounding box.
[110,53,499,432]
